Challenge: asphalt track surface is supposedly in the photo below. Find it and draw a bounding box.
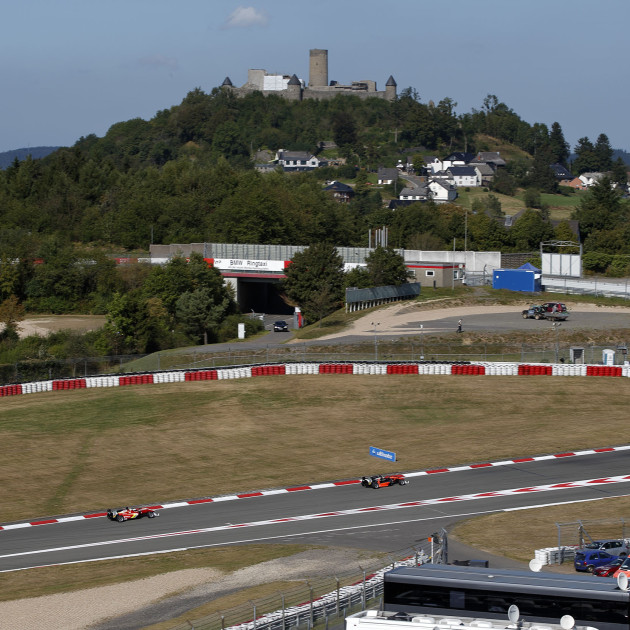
[2,450,629,573]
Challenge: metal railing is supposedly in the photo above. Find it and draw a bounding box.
[2,343,629,384]
[168,546,429,630]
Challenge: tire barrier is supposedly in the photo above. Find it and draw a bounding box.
[153,371,186,384]
[451,364,486,375]
[86,376,119,388]
[387,364,419,375]
[252,365,286,377]
[518,364,553,376]
[21,380,53,394]
[119,374,155,386]
[318,363,353,374]
[587,365,623,377]
[284,363,318,375]
[0,384,23,397]
[4,360,630,399]
[482,363,518,376]
[52,378,86,390]
[184,370,218,381]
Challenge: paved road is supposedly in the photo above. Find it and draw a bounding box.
[193,307,630,354]
[2,449,628,572]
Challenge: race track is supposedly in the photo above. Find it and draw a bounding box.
[2,448,629,573]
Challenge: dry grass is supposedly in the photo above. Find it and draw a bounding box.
[0,543,310,602]
[2,376,630,522]
[452,496,630,565]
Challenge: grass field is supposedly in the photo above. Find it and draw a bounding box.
[3,376,630,522]
[3,307,630,616]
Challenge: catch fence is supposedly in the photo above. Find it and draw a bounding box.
[1,343,629,384]
[168,546,430,630]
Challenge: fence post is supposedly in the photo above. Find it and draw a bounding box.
[308,581,314,627]
[281,593,286,630]
[221,615,225,630]
[362,569,367,610]
[336,576,340,616]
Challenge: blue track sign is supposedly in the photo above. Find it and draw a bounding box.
[369,446,396,461]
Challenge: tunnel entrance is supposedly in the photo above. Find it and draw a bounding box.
[231,277,294,315]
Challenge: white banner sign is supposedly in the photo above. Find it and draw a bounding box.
[212,258,286,272]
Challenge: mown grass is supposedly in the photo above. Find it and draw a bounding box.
[2,376,630,522]
[453,496,630,565]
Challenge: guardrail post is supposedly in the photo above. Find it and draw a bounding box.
[362,569,367,609]
[281,593,286,630]
[221,615,225,630]
[335,576,340,616]
[308,581,314,627]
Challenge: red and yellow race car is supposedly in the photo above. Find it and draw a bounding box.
[361,473,409,489]
[107,506,160,522]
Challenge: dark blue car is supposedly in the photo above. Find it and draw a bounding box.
[574,549,620,573]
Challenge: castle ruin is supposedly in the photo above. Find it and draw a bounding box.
[222,49,396,102]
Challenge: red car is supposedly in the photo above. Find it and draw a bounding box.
[361,473,408,489]
[107,506,160,522]
[594,557,625,577]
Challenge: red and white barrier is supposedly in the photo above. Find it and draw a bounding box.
[2,360,629,399]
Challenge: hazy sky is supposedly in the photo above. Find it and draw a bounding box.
[1,0,628,154]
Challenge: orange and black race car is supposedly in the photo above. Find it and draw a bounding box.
[361,473,409,489]
[107,506,160,522]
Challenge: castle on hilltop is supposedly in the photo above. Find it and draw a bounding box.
[221,49,397,102]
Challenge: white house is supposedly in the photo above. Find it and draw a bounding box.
[275,150,327,171]
[448,166,479,187]
[398,186,427,201]
[579,172,605,187]
[428,179,458,203]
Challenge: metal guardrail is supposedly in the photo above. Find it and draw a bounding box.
[168,548,429,630]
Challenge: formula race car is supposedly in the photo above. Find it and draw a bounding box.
[107,506,160,522]
[361,473,409,489]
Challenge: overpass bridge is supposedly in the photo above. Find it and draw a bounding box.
[148,243,500,314]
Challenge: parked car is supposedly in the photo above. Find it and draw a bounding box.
[521,303,569,321]
[574,550,620,573]
[594,557,625,577]
[582,539,629,555]
[613,555,630,578]
[273,320,289,332]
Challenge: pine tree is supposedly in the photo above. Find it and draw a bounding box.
[549,122,570,165]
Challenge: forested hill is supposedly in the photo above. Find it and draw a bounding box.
[0,88,627,258]
[0,146,62,169]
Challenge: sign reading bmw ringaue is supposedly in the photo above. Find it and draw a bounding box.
[369,446,396,461]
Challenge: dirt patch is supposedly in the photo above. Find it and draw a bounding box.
[14,315,106,338]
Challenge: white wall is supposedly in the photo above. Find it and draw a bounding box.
[542,253,582,277]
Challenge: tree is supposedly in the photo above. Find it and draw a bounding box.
[0,295,24,339]
[365,246,409,286]
[594,133,614,171]
[526,145,558,193]
[572,176,626,240]
[175,288,231,344]
[549,122,570,165]
[611,157,628,185]
[282,243,345,324]
[510,210,554,250]
[572,137,598,174]
[332,111,358,148]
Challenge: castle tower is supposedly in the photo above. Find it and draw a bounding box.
[385,75,397,101]
[309,49,328,88]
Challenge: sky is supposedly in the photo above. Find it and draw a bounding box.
[1,0,629,155]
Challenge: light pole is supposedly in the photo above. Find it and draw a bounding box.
[371,321,380,360]
[420,324,424,360]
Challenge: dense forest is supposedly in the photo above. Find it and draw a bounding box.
[1,86,630,360]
